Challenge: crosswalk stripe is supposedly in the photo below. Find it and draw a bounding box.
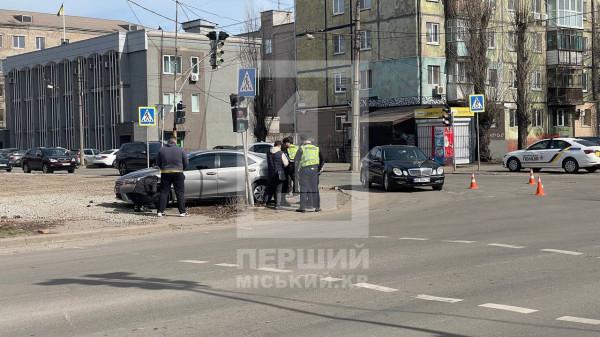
[415,294,463,303]
[257,267,292,273]
[487,243,524,249]
[179,260,209,264]
[540,249,583,256]
[442,240,476,244]
[353,283,398,292]
[214,263,239,268]
[556,316,600,325]
[478,303,538,314]
[399,237,429,241]
[321,277,343,282]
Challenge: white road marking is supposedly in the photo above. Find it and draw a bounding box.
[442,240,476,244]
[353,283,398,293]
[179,260,209,264]
[321,277,343,282]
[239,227,254,230]
[540,249,583,256]
[478,303,538,314]
[214,263,239,268]
[415,294,463,303]
[257,267,292,273]
[370,236,390,238]
[487,243,524,249]
[399,237,429,241]
[556,316,600,325]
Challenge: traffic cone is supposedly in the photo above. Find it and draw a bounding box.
[527,169,536,185]
[535,176,546,196]
[469,172,479,189]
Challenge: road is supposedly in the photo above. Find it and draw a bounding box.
[1,169,599,336]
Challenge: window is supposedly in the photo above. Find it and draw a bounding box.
[582,109,592,126]
[558,0,583,28]
[360,30,372,50]
[334,73,347,93]
[510,70,517,89]
[426,22,440,44]
[187,154,216,170]
[163,55,182,74]
[35,37,45,50]
[550,140,570,149]
[449,61,469,83]
[487,68,498,87]
[508,0,517,11]
[553,109,570,126]
[447,20,467,42]
[583,1,588,20]
[360,69,372,89]
[333,0,344,14]
[532,71,542,90]
[191,94,199,112]
[532,33,542,53]
[333,35,345,54]
[582,72,588,92]
[360,0,371,9]
[265,39,272,54]
[488,31,495,49]
[508,31,515,51]
[162,93,182,112]
[427,65,440,85]
[61,38,69,45]
[219,153,245,168]
[532,0,542,13]
[509,109,517,128]
[191,57,199,74]
[13,35,25,49]
[528,140,549,150]
[533,109,543,127]
[335,113,346,132]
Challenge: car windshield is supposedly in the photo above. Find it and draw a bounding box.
[149,143,162,153]
[100,150,115,154]
[383,147,427,161]
[42,149,67,156]
[575,140,599,147]
[0,154,5,159]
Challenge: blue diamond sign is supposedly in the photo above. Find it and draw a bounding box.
[139,107,156,126]
[469,94,485,113]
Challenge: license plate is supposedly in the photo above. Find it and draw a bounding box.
[0,164,5,167]
[62,163,71,166]
[414,177,430,183]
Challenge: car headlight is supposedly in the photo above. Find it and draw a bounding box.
[49,159,57,163]
[393,168,403,176]
[402,170,409,176]
[123,177,142,184]
[71,158,76,162]
[437,167,444,175]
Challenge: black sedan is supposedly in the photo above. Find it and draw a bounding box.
[0,154,12,172]
[360,145,445,191]
[22,147,77,174]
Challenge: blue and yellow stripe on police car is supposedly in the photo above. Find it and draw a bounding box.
[548,146,572,164]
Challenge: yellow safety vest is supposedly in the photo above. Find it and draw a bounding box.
[288,144,298,161]
[299,144,319,167]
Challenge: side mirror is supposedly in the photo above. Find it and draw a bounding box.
[37,153,43,158]
[141,151,147,155]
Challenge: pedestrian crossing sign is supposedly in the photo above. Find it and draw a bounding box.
[469,94,485,113]
[139,107,157,126]
[238,68,256,97]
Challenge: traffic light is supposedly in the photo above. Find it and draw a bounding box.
[232,107,249,133]
[207,31,217,69]
[176,101,186,119]
[176,117,186,124]
[442,107,452,126]
[215,31,229,68]
[229,93,245,107]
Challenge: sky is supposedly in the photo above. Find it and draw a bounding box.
[2,0,294,35]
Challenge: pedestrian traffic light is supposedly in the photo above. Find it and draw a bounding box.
[442,107,452,126]
[176,101,186,119]
[229,93,245,107]
[231,107,248,132]
[176,117,186,124]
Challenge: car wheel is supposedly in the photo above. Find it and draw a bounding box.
[118,162,128,176]
[585,167,598,173]
[23,163,31,173]
[42,164,53,174]
[111,160,116,167]
[507,158,521,172]
[532,168,542,172]
[6,169,11,173]
[432,185,443,191]
[360,169,372,188]
[253,181,267,203]
[383,172,393,192]
[563,158,579,173]
[68,169,75,174]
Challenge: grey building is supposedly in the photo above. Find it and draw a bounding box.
[2,23,255,152]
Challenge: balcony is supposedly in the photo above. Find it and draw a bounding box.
[446,83,473,103]
[547,87,583,105]
[546,50,584,66]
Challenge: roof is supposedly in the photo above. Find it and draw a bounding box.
[0,8,137,33]
[359,106,419,125]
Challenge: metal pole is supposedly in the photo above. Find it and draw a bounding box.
[476,113,480,171]
[173,0,178,139]
[452,110,456,172]
[350,0,361,173]
[77,58,85,168]
[161,108,166,145]
[243,130,254,206]
[146,126,150,168]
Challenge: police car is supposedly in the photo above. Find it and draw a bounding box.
[503,137,600,173]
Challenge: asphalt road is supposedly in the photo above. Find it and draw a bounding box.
[1,169,600,336]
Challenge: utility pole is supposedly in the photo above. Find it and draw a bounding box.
[77,58,85,168]
[350,0,361,173]
[173,0,179,139]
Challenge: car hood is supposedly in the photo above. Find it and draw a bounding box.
[117,168,161,182]
[0,158,9,163]
[384,160,439,169]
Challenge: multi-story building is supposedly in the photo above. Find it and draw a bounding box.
[2,21,256,152]
[0,9,137,142]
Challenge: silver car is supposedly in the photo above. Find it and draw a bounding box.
[114,150,268,203]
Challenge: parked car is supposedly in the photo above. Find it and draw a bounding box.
[115,150,268,203]
[503,137,600,173]
[0,148,19,155]
[0,154,13,172]
[22,147,77,174]
[360,145,445,191]
[115,142,162,176]
[248,142,274,154]
[69,148,101,165]
[5,150,24,167]
[92,149,119,167]
[577,137,600,145]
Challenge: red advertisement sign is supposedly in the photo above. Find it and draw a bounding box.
[444,127,454,166]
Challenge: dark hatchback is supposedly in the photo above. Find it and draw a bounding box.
[115,141,162,176]
[22,147,77,174]
[360,145,445,191]
[0,154,13,172]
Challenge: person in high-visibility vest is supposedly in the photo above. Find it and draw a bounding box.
[282,137,299,195]
[295,135,324,212]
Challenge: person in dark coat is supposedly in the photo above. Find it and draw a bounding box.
[131,175,160,212]
[282,137,299,195]
[263,140,290,208]
[156,135,189,217]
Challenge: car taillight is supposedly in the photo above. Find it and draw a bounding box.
[77,153,80,158]
[101,156,108,159]
[9,156,14,159]
[584,149,596,154]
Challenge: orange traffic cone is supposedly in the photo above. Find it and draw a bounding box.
[469,172,479,189]
[527,169,536,185]
[535,176,546,196]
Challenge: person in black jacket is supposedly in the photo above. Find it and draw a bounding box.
[156,136,189,217]
[263,140,290,208]
[131,175,159,212]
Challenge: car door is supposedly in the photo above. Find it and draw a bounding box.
[32,149,43,170]
[130,143,146,169]
[520,140,551,167]
[548,139,572,168]
[184,153,217,200]
[217,153,247,197]
[370,148,385,184]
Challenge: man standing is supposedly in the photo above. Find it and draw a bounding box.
[264,140,290,208]
[282,137,298,195]
[156,135,189,217]
[295,135,324,212]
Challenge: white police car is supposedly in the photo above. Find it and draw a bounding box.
[503,138,600,173]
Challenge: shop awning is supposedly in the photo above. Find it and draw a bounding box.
[359,106,417,125]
